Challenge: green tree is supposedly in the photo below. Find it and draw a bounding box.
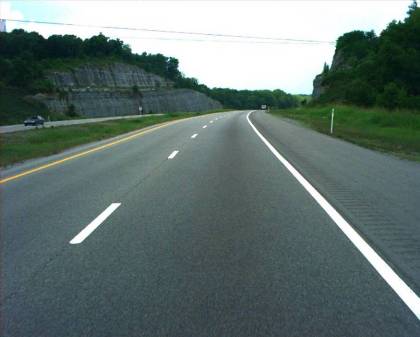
[46,35,83,58]
[166,57,180,80]
[376,83,407,110]
[314,7,420,109]
[408,0,418,15]
[83,33,111,56]
[345,80,376,106]
[66,104,78,117]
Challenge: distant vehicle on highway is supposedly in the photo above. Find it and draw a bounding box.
[24,116,45,127]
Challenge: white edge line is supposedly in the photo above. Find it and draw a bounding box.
[70,203,121,244]
[191,133,198,139]
[202,125,207,129]
[168,150,179,159]
[246,110,420,320]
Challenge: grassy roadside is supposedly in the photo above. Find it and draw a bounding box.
[0,87,89,126]
[269,105,420,162]
[0,88,49,125]
[0,110,226,168]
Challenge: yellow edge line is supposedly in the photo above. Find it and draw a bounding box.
[0,118,184,184]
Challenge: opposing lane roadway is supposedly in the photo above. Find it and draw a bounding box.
[1,110,420,336]
[0,113,163,134]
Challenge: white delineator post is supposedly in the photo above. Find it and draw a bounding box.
[330,108,335,134]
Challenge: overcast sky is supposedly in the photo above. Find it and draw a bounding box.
[0,0,413,94]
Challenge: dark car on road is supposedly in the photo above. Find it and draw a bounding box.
[24,116,45,126]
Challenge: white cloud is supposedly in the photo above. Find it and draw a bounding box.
[0,1,24,22]
[4,0,412,93]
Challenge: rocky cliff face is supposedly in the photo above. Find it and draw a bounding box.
[47,63,173,90]
[34,63,221,116]
[312,74,327,100]
[35,88,221,117]
[141,89,221,114]
[312,49,350,100]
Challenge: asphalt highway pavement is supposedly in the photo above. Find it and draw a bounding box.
[0,114,163,134]
[1,110,420,336]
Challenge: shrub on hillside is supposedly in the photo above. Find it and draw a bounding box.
[66,104,78,117]
[376,83,408,110]
[345,80,377,106]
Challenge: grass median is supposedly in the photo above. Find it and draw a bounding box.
[0,111,225,167]
[270,105,420,162]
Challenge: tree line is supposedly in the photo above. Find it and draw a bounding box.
[0,29,297,109]
[0,30,180,87]
[316,1,420,110]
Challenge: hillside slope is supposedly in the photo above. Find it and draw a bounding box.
[0,29,297,124]
[33,62,221,118]
[312,3,420,110]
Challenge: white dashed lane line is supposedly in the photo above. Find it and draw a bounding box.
[168,150,179,159]
[70,203,121,244]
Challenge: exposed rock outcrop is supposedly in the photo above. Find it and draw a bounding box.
[35,88,221,117]
[312,74,327,100]
[34,63,221,117]
[47,63,173,90]
[141,89,221,114]
[330,49,347,72]
[312,49,352,100]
